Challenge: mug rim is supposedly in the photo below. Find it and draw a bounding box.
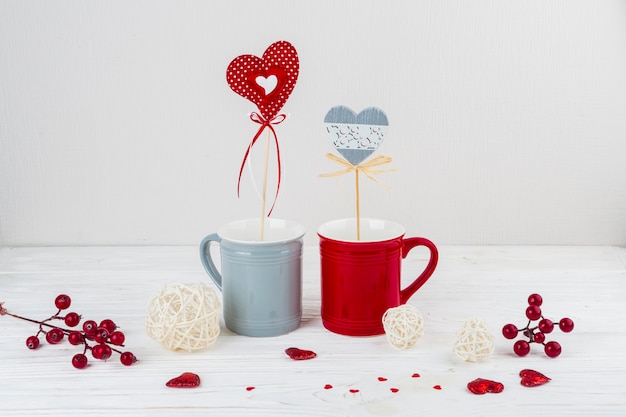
[218,218,305,244]
[317,217,405,243]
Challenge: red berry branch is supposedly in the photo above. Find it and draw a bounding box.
[1,294,137,369]
[502,293,574,358]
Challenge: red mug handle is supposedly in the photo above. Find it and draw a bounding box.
[400,237,439,304]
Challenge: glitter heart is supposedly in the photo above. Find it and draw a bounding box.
[467,378,504,395]
[324,105,388,165]
[519,369,551,387]
[285,347,317,360]
[165,372,201,388]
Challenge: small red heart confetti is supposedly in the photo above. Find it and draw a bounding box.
[433,385,442,390]
[520,369,551,387]
[324,384,333,390]
[349,389,360,393]
[412,373,421,378]
[377,377,388,382]
[285,347,317,360]
[246,386,255,391]
[467,378,505,395]
[390,388,399,393]
[165,372,201,388]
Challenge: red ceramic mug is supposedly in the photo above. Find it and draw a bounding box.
[318,218,438,336]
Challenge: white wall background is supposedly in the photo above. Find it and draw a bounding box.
[1,0,625,247]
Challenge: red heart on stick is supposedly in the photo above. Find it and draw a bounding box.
[226,41,299,120]
[519,369,551,387]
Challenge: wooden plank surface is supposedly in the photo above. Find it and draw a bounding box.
[1,246,625,416]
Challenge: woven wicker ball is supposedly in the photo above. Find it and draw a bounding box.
[146,282,220,352]
[382,304,424,349]
[453,318,495,362]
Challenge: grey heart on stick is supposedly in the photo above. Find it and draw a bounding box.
[324,105,389,165]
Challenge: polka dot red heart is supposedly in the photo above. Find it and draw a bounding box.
[226,41,299,120]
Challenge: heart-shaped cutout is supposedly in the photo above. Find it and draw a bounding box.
[467,378,504,395]
[324,105,389,165]
[227,41,299,120]
[519,369,551,387]
[166,372,201,388]
[255,74,278,95]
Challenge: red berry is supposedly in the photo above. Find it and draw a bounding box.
[72,353,88,369]
[64,312,81,327]
[99,344,112,360]
[82,320,98,336]
[559,317,574,333]
[94,327,110,344]
[91,344,111,360]
[26,335,40,350]
[92,344,112,361]
[538,318,554,334]
[91,344,104,359]
[544,341,562,358]
[525,305,542,321]
[502,323,518,339]
[513,340,530,356]
[55,294,71,310]
[110,331,125,346]
[45,328,64,344]
[68,331,84,346]
[533,332,546,344]
[99,319,117,334]
[527,293,543,307]
[120,352,137,366]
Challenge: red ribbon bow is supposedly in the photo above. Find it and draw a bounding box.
[237,112,287,216]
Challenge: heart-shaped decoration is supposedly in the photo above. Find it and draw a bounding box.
[467,378,504,395]
[323,105,389,165]
[519,369,551,387]
[285,347,317,360]
[226,41,299,120]
[165,372,201,388]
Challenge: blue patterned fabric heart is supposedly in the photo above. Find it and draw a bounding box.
[323,106,389,165]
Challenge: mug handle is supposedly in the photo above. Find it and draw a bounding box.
[199,233,223,291]
[399,237,438,304]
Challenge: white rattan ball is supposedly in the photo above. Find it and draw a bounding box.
[382,304,424,349]
[146,282,221,352]
[453,318,495,362]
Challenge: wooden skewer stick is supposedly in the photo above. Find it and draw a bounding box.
[355,168,361,241]
[260,128,271,241]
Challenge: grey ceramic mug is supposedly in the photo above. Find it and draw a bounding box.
[199,218,306,337]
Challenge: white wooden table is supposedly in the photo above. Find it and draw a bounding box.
[1,246,625,416]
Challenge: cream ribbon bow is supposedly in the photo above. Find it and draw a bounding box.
[319,153,396,188]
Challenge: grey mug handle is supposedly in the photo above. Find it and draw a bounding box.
[199,233,223,291]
